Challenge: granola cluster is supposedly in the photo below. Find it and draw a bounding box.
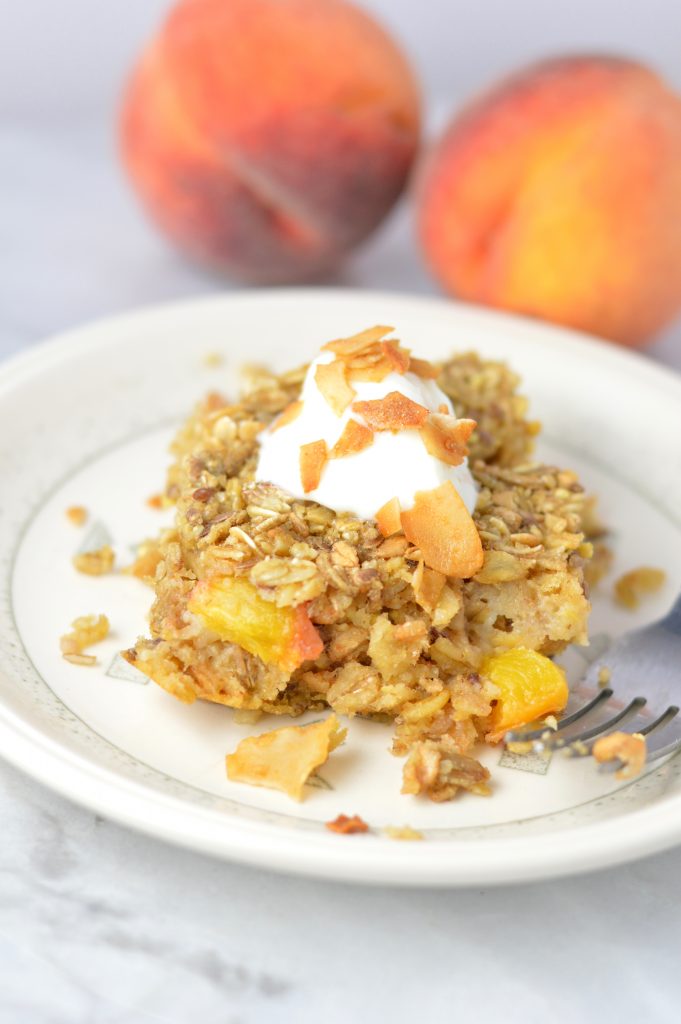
[125,351,592,800]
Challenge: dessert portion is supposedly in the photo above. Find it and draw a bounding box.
[125,326,592,801]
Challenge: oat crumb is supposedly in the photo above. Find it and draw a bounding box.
[614,567,666,610]
[384,825,424,841]
[72,545,115,576]
[597,666,611,688]
[60,613,110,665]
[65,505,88,527]
[63,652,97,666]
[593,730,646,780]
[146,494,164,510]
[202,352,223,368]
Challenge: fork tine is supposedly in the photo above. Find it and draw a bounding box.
[515,696,649,755]
[639,705,679,738]
[504,688,614,744]
[557,696,647,747]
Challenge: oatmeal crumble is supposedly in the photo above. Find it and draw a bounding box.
[614,567,666,610]
[60,613,110,666]
[593,730,646,780]
[73,545,115,576]
[384,825,424,841]
[124,342,593,801]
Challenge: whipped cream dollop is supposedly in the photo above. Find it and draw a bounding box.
[256,344,478,521]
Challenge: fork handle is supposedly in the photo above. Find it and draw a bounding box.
[662,592,681,636]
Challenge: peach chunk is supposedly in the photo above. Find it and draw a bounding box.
[482,648,569,743]
[120,0,420,283]
[417,56,681,347]
[400,481,483,578]
[188,576,323,674]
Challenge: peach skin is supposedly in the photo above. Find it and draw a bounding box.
[121,0,420,283]
[417,56,681,348]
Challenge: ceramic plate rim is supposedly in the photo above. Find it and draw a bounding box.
[2,287,681,887]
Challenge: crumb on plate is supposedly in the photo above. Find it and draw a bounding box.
[326,813,369,834]
[72,545,115,576]
[384,825,424,841]
[592,730,646,780]
[614,567,666,609]
[60,613,110,665]
[65,505,88,527]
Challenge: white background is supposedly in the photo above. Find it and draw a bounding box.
[1,2,681,1022]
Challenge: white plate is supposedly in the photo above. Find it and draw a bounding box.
[1,289,681,887]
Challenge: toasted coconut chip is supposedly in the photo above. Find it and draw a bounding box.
[226,715,347,801]
[593,730,646,780]
[330,418,374,458]
[299,439,328,493]
[400,481,483,578]
[412,560,446,613]
[322,325,394,357]
[314,360,356,416]
[353,391,429,432]
[409,357,440,380]
[381,340,411,374]
[376,496,402,538]
[420,414,477,467]
[326,813,369,834]
[346,360,393,384]
[271,400,303,433]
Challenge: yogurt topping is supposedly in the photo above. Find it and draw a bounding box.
[256,345,478,521]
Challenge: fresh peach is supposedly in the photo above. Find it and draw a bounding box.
[417,56,681,347]
[121,0,420,283]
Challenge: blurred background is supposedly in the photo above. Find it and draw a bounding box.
[2,0,681,358]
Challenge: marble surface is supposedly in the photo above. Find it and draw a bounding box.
[2,117,681,1024]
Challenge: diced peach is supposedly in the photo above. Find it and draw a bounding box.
[314,360,356,415]
[400,481,483,578]
[420,414,476,466]
[330,418,374,458]
[188,576,323,674]
[482,648,569,743]
[353,391,429,431]
[375,496,402,537]
[299,439,328,493]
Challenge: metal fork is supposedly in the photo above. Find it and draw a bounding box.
[504,593,681,773]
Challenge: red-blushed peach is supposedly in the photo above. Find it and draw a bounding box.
[417,56,681,348]
[121,0,420,283]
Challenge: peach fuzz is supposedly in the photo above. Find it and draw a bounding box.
[121,0,420,283]
[417,56,681,347]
